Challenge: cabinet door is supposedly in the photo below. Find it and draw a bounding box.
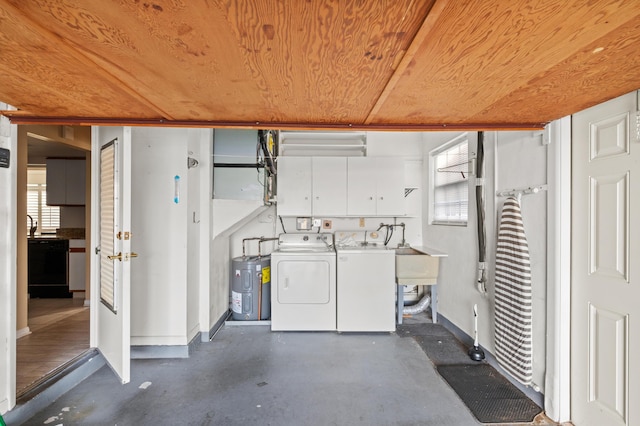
[45,159,67,205]
[68,252,86,291]
[277,157,312,216]
[313,157,347,216]
[375,157,405,216]
[347,157,376,215]
[65,159,86,205]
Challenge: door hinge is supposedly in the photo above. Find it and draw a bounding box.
[116,231,132,240]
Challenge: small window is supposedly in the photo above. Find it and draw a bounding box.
[27,168,60,235]
[430,135,469,225]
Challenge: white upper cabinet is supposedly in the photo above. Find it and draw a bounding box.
[45,159,67,205]
[277,156,348,217]
[312,157,347,216]
[277,156,405,217]
[46,158,86,206]
[277,157,312,216]
[375,157,405,216]
[347,157,404,216]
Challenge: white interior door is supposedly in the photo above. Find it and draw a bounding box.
[571,91,639,425]
[93,127,132,384]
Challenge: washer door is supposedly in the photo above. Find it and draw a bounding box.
[276,259,330,304]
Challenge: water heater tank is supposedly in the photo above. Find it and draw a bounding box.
[230,256,271,320]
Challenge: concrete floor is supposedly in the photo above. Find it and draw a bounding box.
[20,324,483,425]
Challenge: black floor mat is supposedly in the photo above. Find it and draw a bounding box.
[437,364,542,424]
[398,324,478,365]
[399,323,542,423]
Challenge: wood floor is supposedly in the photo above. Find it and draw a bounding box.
[16,298,90,395]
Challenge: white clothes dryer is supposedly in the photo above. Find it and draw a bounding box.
[270,233,336,331]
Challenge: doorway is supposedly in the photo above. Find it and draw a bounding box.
[16,126,91,396]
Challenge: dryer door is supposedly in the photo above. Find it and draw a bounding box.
[276,259,331,304]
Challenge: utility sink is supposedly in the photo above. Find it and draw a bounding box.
[395,247,440,284]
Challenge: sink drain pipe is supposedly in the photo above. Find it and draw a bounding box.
[403,293,432,315]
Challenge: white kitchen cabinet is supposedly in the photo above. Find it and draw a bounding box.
[277,157,312,216]
[312,157,347,216]
[68,239,86,291]
[46,158,86,205]
[347,157,405,216]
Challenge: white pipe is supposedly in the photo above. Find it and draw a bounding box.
[403,294,431,316]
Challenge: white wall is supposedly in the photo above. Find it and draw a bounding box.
[495,131,548,391]
[0,103,17,414]
[422,130,549,392]
[187,129,211,341]
[366,131,424,157]
[130,127,204,346]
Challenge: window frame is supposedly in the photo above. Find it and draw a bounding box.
[429,134,470,226]
[27,167,60,236]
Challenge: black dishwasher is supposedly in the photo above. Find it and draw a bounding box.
[28,239,72,298]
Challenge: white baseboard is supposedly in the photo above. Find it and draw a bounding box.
[16,327,31,339]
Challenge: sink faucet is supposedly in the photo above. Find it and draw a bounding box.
[27,214,37,238]
[377,222,408,247]
[397,222,408,248]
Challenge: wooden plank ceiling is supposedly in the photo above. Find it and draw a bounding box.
[1,0,639,130]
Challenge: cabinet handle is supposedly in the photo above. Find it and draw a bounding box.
[369,196,373,200]
[380,196,384,200]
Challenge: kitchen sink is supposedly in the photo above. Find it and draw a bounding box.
[395,247,440,284]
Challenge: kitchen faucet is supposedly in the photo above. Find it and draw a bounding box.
[27,214,37,238]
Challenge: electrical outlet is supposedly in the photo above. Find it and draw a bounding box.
[322,219,332,229]
[359,217,365,227]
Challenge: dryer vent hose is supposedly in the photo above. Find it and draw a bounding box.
[403,293,432,316]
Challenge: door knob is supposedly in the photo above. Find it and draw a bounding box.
[129,252,139,258]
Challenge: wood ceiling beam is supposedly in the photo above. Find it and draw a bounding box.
[0,111,546,131]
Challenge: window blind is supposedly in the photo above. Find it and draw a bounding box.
[433,139,469,224]
[26,183,60,234]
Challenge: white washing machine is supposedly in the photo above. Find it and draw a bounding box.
[335,230,396,332]
[270,233,336,331]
